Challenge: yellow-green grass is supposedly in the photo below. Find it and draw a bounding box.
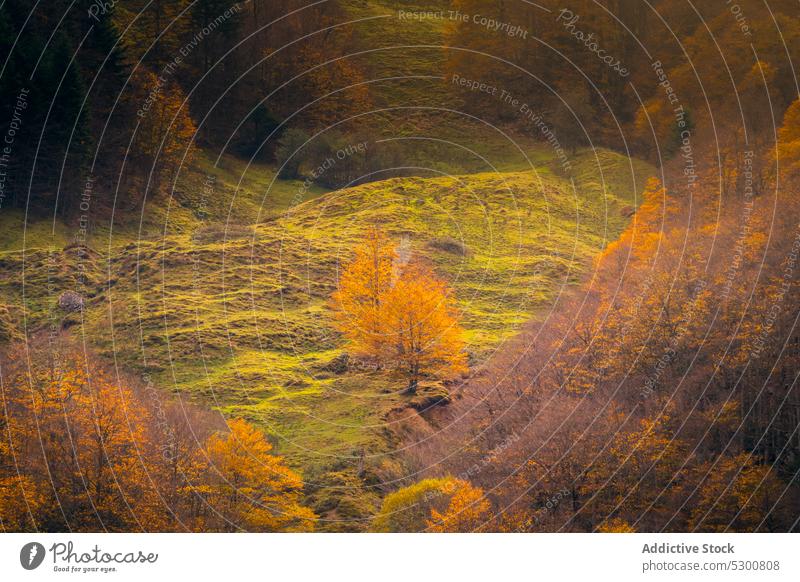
[0,149,649,448]
[0,151,328,253]
[341,0,453,107]
[327,0,569,178]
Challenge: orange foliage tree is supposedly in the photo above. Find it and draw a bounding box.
[372,477,490,532]
[127,69,197,197]
[0,344,316,532]
[331,230,468,393]
[188,418,316,532]
[1,354,169,531]
[776,98,800,177]
[331,229,397,357]
[426,479,491,533]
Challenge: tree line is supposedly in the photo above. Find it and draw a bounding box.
[0,338,316,531]
[0,0,370,218]
[445,0,800,159]
[396,94,800,532]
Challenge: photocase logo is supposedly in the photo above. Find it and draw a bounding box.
[20,542,46,570]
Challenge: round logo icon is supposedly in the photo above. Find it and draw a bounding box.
[20,542,46,570]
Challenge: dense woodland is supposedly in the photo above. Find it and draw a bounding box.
[407,140,800,532]
[1,0,800,531]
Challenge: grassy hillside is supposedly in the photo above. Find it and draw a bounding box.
[0,0,655,525]
[315,0,573,178]
[0,151,330,253]
[0,149,651,523]
[341,0,453,107]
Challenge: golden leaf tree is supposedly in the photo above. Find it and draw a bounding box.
[127,69,197,198]
[426,479,491,533]
[190,418,316,532]
[777,98,800,177]
[1,355,169,531]
[0,342,317,532]
[331,230,468,393]
[372,477,490,532]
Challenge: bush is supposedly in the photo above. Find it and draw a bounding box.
[275,128,311,179]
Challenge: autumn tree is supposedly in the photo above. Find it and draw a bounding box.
[331,229,397,354]
[372,477,489,532]
[0,342,316,533]
[380,262,468,392]
[126,69,197,200]
[189,418,316,532]
[688,454,786,532]
[1,351,169,531]
[0,436,45,531]
[331,230,467,393]
[426,479,491,532]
